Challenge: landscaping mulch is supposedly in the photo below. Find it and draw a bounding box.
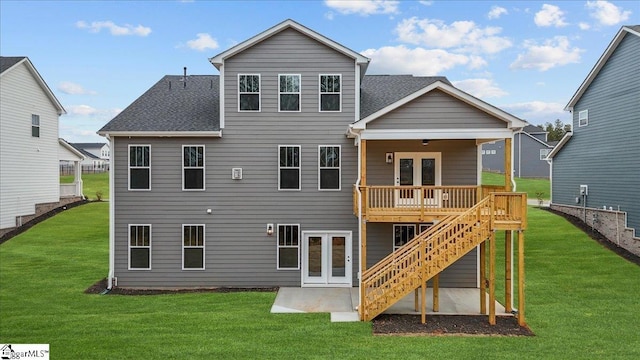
[373,314,534,336]
[84,278,277,295]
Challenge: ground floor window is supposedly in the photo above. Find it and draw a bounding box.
[183,224,205,269]
[129,225,151,269]
[277,224,300,270]
[393,224,416,251]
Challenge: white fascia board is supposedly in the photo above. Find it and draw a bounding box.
[97,131,223,138]
[59,138,86,160]
[547,132,572,159]
[565,27,639,111]
[352,81,526,130]
[359,128,514,140]
[209,19,370,69]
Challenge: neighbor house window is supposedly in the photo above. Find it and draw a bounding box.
[393,224,416,251]
[129,225,151,270]
[183,225,205,270]
[319,145,340,190]
[540,149,551,160]
[183,145,205,190]
[319,74,341,111]
[31,114,40,137]
[279,74,301,112]
[129,145,150,190]
[277,224,299,270]
[279,145,301,190]
[579,110,588,127]
[238,74,260,111]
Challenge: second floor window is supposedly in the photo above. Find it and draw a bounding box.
[129,145,150,190]
[183,145,204,190]
[578,109,588,127]
[319,75,341,111]
[279,145,300,190]
[279,74,300,112]
[319,145,340,190]
[31,114,40,137]
[239,74,260,111]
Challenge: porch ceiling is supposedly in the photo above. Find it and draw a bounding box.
[357,128,514,140]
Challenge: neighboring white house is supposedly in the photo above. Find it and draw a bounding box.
[69,142,110,171]
[0,56,75,231]
[59,138,85,198]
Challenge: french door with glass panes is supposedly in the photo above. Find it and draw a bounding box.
[394,152,441,207]
[302,232,352,287]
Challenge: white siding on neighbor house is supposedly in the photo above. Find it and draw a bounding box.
[0,62,60,229]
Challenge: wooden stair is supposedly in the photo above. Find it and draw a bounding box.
[360,193,526,321]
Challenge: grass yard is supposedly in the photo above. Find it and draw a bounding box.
[61,172,109,200]
[482,171,550,200]
[1,203,639,359]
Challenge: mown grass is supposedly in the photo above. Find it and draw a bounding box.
[60,172,109,200]
[482,171,550,200]
[1,203,639,359]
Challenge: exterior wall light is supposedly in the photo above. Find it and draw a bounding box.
[266,223,274,236]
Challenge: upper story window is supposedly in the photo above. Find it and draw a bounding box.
[279,74,301,112]
[238,74,260,111]
[183,145,205,190]
[319,75,341,112]
[129,145,150,190]
[279,145,301,190]
[31,114,40,137]
[319,145,340,191]
[578,109,588,127]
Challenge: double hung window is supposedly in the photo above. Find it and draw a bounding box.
[319,75,341,111]
[319,146,340,190]
[279,145,301,190]
[129,225,151,269]
[183,145,205,190]
[31,114,40,137]
[393,224,416,251]
[239,74,260,111]
[129,145,150,190]
[279,74,301,112]
[183,225,205,269]
[277,224,299,270]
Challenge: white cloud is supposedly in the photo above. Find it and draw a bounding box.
[586,1,631,26]
[324,0,399,16]
[361,46,480,75]
[67,105,98,116]
[395,17,512,54]
[66,105,121,119]
[534,4,568,27]
[452,78,508,98]
[501,101,569,124]
[186,33,219,51]
[510,36,582,71]
[578,22,591,30]
[58,82,96,95]
[488,6,508,20]
[419,1,433,6]
[76,20,152,36]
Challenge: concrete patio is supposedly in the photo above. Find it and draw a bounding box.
[271,287,511,322]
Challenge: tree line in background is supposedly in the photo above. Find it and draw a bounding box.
[544,119,571,142]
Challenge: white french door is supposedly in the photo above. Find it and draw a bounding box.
[394,152,442,206]
[302,231,352,287]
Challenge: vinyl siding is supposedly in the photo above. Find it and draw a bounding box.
[0,62,60,229]
[552,32,640,234]
[483,135,551,178]
[366,89,506,130]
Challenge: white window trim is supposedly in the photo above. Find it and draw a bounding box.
[128,224,152,270]
[540,148,551,160]
[238,74,261,112]
[182,224,205,270]
[31,114,40,137]
[278,145,302,191]
[419,223,433,234]
[578,109,588,127]
[278,74,301,112]
[318,145,341,191]
[128,144,151,191]
[318,74,342,112]
[276,223,300,270]
[393,224,416,252]
[182,145,206,191]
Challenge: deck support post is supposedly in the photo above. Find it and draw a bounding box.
[518,230,526,326]
[489,230,496,325]
[479,239,486,314]
[414,288,419,312]
[432,274,439,312]
[504,137,512,192]
[505,230,512,313]
[421,281,426,324]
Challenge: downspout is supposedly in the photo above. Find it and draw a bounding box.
[348,126,362,316]
[106,134,115,291]
[510,133,516,311]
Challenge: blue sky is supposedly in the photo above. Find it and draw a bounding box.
[1,0,637,143]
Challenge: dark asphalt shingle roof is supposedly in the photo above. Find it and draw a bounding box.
[100,74,450,132]
[523,125,546,133]
[71,143,107,149]
[99,75,220,133]
[360,75,450,119]
[0,56,26,73]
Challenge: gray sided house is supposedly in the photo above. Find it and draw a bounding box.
[549,25,640,256]
[482,125,554,178]
[99,20,529,322]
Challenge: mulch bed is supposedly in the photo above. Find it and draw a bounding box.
[84,278,277,295]
[373,314,534,336]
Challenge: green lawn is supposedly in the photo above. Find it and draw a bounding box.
[61,172,109,200]
[1,203,639,359]
[482,171,550,200]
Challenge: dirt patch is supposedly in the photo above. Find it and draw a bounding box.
[84,278,277,295]
[543,207,640,266]
[373,314,534,336]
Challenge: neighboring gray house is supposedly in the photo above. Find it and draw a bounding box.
[98,20,528,322]
[482,125,554,178]
[549,25,640,256]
